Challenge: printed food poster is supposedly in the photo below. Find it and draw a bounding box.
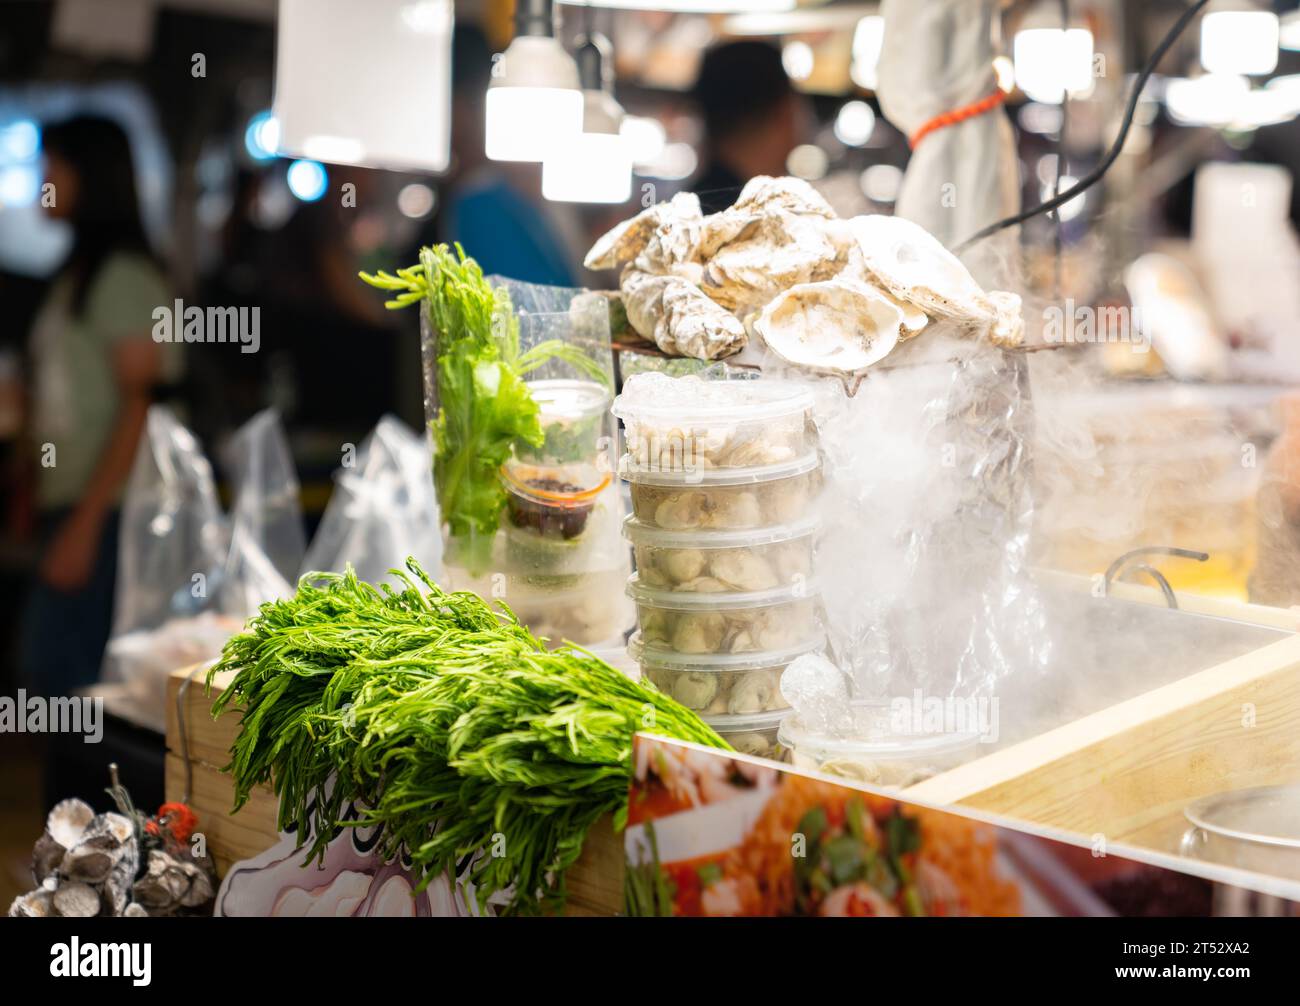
[624,735,1300,917]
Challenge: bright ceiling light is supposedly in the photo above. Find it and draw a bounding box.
[1040,174,1086,222]
[1014,28,1094,104]
[850,16,884,90]
[543,133,632,203]
[1164,74,1259,127]
[486,1,583,162]
[782,41,814,81]
[833,100,876,147]
[638,142,697,180]
[992,55,1015,94]
[786,144,828,181]
[543,32,632,203]
[1282,11,1300,51]
[397,182,436,218]
[0,120,40,162]
[275,0,451,172]
[1200,10,1278,76]
[859,163,901,204]
[286,159,328,202]
[619,116,666,168]
[244,111,279,161]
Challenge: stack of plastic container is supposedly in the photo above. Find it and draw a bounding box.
[613,373,824,759]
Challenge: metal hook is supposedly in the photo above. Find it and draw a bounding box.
[1103,546,1209,610]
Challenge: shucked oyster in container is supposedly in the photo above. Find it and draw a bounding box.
[628,574,822,657]
[631,632,824,717]
[623,454,822,531]
[625,515,817,593]
[708,710,789,761]
[613,373,817,474]
[778,700,980,789]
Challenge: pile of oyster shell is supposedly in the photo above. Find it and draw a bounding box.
[585,176,1023,369]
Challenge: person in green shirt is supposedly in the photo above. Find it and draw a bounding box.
[19,115,178,696]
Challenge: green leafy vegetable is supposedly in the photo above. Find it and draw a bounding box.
[360,246,608,574]
[209,558,728,916]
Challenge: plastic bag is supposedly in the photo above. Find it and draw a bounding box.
[103,406,304,728]
[219,408,305,614]
[300,414,442,586]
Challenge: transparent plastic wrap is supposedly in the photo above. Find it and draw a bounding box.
[422,277,633,646]
[300,415,442,586]
[787,327,1046,706]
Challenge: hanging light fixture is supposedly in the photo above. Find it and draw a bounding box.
[486,0,584,162]
[543,31,632,203]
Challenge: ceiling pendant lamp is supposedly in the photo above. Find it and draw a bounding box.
[543,32,632,204]
[485,0,584,163]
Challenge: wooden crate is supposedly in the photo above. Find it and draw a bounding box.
[164,665,623,914]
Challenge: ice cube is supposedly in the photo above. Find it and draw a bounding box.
[781,653,853,734]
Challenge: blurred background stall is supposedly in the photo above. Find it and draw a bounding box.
[2,0,1300,911]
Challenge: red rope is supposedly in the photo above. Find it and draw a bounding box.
[908,88,1009,149]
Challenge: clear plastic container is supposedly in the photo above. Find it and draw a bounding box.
[627,574,821,657]
[502,461,612,541]
[779,701,980,789]
[625,515,817,593]
[514,378,612,467]
[630,632,824,717]
[622,453,822,531]
[613,373,816,476]
[708,710,789,761]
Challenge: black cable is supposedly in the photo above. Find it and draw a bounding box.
[954,0,1211,253]
[1054,0,1070,300]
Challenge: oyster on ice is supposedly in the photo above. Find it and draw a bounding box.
[698,175,836,258]
[700,213,845,314]
[751,278,909,375]
[848,215,1023,346]
[620,268,747,359]
[585,191,703,275]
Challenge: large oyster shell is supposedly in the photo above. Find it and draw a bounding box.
[849,215,1022,346]
[584,191,703,273]
[698,176,837,261]
[752,278,906,374]
[621,267,747,359]
[700,213,844,314]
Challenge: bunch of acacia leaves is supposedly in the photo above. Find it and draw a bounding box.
[360,245,607,574]
[208,559,727,915]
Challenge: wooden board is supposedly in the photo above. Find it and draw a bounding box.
[164,752,279,876]
[904,632,1300,854]
[165,665,239,769]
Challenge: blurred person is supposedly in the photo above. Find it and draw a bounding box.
[17,115,178,696]
[690,41,805,214]
[433,22,579,286]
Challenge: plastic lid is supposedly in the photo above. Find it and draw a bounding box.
[777,701,981,760]
[528,378,612,422]
[626,573,819,611]
[502,462,611,506]
[628,631,825,673]
[619,450,820,487]
[612,373,814,426]
[622,513,820,549]
[703,709,789,733]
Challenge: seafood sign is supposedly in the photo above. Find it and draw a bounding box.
[623,735,1300,918]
